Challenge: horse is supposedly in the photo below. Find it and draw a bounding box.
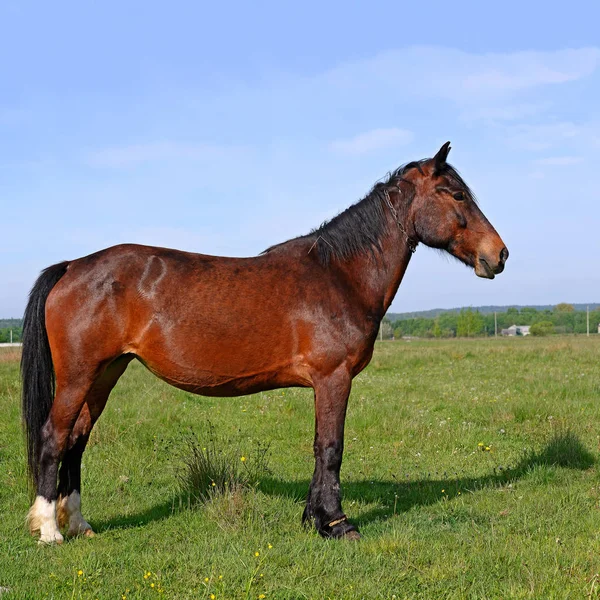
[21,142,508,543]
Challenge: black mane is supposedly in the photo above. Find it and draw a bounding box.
[264,159,474,264]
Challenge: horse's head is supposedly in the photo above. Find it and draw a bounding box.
[396,142,508,279]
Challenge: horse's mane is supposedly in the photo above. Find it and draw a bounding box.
[264,160,474,265]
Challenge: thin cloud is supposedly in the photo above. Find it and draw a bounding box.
[534,156,584,166]
[330,128,413,155]
[461,102,546,123]
[319,46,600,119]
[460,48,600,92]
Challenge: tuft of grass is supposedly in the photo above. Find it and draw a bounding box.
[520,429,595,470]
[176,422,271,504]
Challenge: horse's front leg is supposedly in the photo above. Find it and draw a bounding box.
[302,367,360,540]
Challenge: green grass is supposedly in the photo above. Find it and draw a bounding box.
[1,336,600,599]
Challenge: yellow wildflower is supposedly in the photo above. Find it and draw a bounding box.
[151,583,155,588]
[268,544,272,549]
[210,595,216,600]
[204,577,209,583]
[78,570,83,576]
[241,456,247,462]
[255,551,260,557]
[259,595,266,599]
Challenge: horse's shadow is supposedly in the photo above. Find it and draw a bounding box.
[93,431,595,533]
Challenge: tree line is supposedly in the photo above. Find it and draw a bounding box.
[0,327,22,343]
[381,304,599,339]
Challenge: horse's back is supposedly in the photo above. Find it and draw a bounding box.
[44,243,336,393]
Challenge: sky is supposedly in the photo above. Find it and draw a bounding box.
[1,0,599,317]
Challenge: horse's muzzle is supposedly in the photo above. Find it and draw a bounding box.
[475,247,508,279]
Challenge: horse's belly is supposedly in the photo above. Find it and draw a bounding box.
[137,353,312,397]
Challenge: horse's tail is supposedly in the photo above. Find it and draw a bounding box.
[21,261,70,487]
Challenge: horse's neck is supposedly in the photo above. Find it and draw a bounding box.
[336,225,414,319]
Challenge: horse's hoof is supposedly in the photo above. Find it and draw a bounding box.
[325,518,360,540]
[66,526,95,539]
[38,531,64,545]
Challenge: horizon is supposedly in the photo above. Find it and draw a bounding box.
[2,1,599,316]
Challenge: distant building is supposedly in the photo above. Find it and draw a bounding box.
[501,324,530,337]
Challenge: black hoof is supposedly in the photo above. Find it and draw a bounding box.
[302,504,359,539]
[322,517,360,540]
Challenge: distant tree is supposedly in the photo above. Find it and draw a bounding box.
[379,320,393,340]
[438,312,458,336]
[555,303,574,312]
[519,307,539,325]
[530,321,554,336]
[432,319,442,338]
[0,328,22,343]
[457,309,484,337]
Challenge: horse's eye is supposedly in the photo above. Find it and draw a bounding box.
[453,191,465,201]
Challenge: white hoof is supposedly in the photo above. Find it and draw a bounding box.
[57,492,95,538]
[28,496,63,544]
[66,520,95,538]
[38,529,64,545]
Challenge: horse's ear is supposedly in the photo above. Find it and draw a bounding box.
[433,141,451,173]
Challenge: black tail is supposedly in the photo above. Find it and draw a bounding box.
[21,261,69,487]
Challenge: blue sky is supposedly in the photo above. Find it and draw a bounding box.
[1,0,599,317]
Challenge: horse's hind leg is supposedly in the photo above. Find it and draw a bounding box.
[56,415,93,538]
[28,377,95,544]
[56,356,132,538]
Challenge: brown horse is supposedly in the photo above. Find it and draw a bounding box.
[22,142,507,543]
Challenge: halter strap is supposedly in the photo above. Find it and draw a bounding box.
[383,188,418,254]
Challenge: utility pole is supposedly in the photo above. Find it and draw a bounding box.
[587,306,590,337]
[494,312,497,337]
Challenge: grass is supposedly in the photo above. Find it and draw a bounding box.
[1,336,600,599]
[176,423,272,503]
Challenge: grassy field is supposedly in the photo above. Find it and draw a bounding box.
[1,336,600,599]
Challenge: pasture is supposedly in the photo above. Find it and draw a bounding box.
[1,336,600,599]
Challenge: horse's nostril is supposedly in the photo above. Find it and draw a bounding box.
[499,247,509,263]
